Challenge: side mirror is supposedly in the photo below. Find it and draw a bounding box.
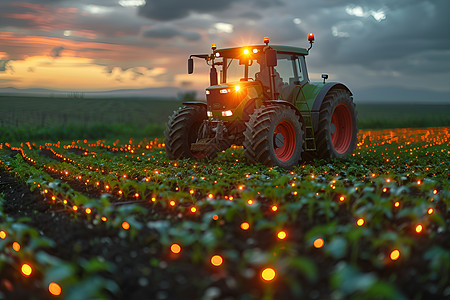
[188,58,194,74]
[265,49,277,67]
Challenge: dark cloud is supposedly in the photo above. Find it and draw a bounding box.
[50,46,65,58]
[138,0,241,21]
[138,0,284,21]
[0,60,13,73]
[141,24,201,41]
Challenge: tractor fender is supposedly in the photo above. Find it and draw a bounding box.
[182,101,207,109]
[311,82,352,130]
[263,100,306,131]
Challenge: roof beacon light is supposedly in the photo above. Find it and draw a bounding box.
[307,32,315,51]
[211,44,217,51]
[264,37,270,45]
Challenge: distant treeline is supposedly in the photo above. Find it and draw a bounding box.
[0,95,448,141]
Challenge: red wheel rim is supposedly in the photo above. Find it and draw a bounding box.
[273,120,296,161]
[330,104,353,154]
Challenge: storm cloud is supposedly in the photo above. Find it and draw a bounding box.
[0,0,448,100]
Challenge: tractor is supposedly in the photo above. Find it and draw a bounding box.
[164,34,358,169]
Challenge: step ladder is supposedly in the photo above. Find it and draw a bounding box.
[293,86,316,152]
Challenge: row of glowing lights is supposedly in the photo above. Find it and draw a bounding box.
[20,142,440,216]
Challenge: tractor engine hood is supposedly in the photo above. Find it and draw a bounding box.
[206,81,261,111]
[205,81,264,121]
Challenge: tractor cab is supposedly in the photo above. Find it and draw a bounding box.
[189,38,310,122]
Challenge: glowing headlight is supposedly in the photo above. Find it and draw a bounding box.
[215,52,220,57]
[221,110,233,117]
[207,111,213,117]
[220,89,230,94]
[252,48,258,54]
[243,49,249,55]
[206,90,210,95]
[234,85,240,91]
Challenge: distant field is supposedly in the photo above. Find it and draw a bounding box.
[0,95,449,141]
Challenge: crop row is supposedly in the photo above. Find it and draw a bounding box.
[0,127,448,299]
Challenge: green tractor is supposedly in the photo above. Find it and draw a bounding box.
[165,34,358,169]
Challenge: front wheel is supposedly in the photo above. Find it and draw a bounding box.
[244,105,303,169]
[164,105,207,159]
[315,89,358,159]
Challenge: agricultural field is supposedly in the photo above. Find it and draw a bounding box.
[1,95,449,141]
[0,127,448,299]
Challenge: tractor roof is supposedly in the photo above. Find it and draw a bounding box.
[215,45,309,56]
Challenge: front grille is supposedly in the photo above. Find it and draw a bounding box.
[207,89,241,110]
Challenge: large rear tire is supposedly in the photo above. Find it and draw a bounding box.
[315,89,358,159]
[164,105,207,160]
[244,105,303,169]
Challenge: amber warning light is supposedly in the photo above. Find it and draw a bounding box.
[211,44,217,50]
[307,32,315,51]
[264,37,269,45]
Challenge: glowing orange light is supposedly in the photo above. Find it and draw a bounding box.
[189,189,195,195]
[427,208,433,215]
[243,49,249,55]
[261,268,276,281]
[417,180,421,185]
[212,214,219,221]
[307,32,315,42]
[264,37,270,44]
[211,44,217,50]
[313,238,324,248]
[190,207,197,213]
[241,222,250,230]
[51,196,56,201]
[122,222,130,230]
[277,231,287,240]
[339,196,345,202]
[208,193,214,198]
[235,85,241,91]
[101,216,107,222]
[415,224,423,233]
[72,205,78,211]
[390,249,400,261]
[171,243,181,254]
[433,189,437,195]
[356,218,365,226]
[382,188,387,193]
[21,263,32,276]
[271,205,278,212]
[394,201,400,208]
[151,197,156,202]
[13,242,21,252]
[85,208,92,214]
[211,255,223,266]
[0,231,6,239]
[238,185,244,190]
[169,200,176,206]
[48,282,62,296]
[247,199,253,205]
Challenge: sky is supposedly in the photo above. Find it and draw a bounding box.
[0,0,449,101]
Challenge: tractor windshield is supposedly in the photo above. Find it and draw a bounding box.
[218,50,306,99]
[223,58,260,83]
